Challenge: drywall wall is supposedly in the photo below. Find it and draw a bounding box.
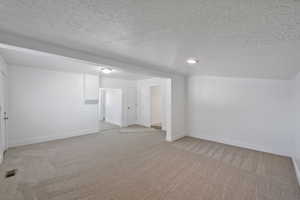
[84,74,99,101]
[151,86,161,124]
[170,76,186,141]
[293,72,300,184]
[0,55,7,75]
[0,55,8,163]
[104,88,122,126]
[187,75,294,156]
[8,65,99,147]
[100,77,137,89]
[100,77,137,126]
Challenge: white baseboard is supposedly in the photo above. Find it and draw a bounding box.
[188,132,290,157]
[167,132,186,142]
[8,128,99,148]
[105,120,122,127]
[292,158,300,186]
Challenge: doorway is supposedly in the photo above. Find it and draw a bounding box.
[150,85,162,129]
[0,71,8,162]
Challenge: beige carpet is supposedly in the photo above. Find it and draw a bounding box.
[119,127,157,133]
[0,128,299,200]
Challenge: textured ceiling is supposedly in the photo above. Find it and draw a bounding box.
[0,0,300,79]
[0,47,152,80]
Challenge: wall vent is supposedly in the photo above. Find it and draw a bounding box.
[5,169,17,178]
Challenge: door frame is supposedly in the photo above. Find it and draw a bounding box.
[0,69,8,163]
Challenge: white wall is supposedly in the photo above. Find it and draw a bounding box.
[101,77,137,89]
[0,55,8,163]
[188,76,294,156]
[293,73,300,184]
[170,76,186,141]
[84,74,99,100]
[0,56,8,75]
[151,86,161,124]
[8,65,99,147]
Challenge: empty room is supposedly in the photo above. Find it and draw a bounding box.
[0,1,300,200]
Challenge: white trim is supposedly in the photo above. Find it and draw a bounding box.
[292,158,300,186]
[188,132,291,157]
[8,128,98,148]
[0,151,3,164]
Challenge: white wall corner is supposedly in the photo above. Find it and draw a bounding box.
[292,158,300,187]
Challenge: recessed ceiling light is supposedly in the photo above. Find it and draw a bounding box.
[100,67,113,74]
[186,58,199,64]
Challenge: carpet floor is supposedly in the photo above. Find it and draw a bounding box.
[0,128,299,200]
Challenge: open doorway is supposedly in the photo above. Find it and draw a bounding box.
[150,85,162,129]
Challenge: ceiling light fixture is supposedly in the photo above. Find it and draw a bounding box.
[100,67,113,74]
[186,58,199,64]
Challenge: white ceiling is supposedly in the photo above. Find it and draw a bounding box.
[1,0,300,79]
[0,47,152,80]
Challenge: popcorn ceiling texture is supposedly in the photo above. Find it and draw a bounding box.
[0,0,300,79]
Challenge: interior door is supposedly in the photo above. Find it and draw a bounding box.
[127,87,137,126]
[105,89,122,126]
[0,72,7,157]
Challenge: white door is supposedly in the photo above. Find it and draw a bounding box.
[105,89,122,126]
[127,87,137,126]
[0,72,8,158]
